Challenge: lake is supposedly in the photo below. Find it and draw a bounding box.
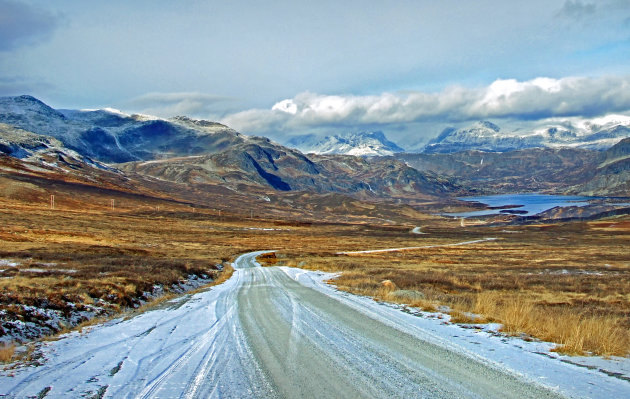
[445,193,596,218]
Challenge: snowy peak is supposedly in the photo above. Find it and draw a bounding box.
[286,131,405,156]
[0,95,66,120]
[424,121,518,153]
[0,95,245,163]
[424,117,630,154]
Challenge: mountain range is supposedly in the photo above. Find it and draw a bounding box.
[285,131,405,156]
[284,116,630,157]
[1,95,628,204]
[0,95,458,203]
[0,95,246,163]
[397,137,630,196]
[423,118,630,154]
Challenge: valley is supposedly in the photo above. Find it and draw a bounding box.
[0,95,629,397]
[3,1,630,397]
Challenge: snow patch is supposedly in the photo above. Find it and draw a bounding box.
[0,260,20,267]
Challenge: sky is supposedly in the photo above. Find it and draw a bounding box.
[1,0,630,147]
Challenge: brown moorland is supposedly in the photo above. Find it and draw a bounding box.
[1,156,628,359]
[260,219,630,356]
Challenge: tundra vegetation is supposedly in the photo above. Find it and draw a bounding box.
[0,187,628,361]
[259,219,630,356]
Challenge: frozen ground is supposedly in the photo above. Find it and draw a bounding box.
[0,251,628,398]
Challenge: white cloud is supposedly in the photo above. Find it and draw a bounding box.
[125,92,236,118]
[222,75,630,134]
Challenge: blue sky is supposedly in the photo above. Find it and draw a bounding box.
[1,0,630,145]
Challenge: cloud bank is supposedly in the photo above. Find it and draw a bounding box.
[126,92,237,118]
[222,75,630,134]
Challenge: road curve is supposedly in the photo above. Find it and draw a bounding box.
[234,252,561,399]
[0,251,603,398]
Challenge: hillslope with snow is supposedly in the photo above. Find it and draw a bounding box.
[1,251,628,398]
[286,131,405,156]
[423,117,630,153]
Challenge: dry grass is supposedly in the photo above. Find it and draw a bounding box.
[0,186,403,343]
[469,292,629,355]
[0,197,280,341]
[286,218,630,356]
[1,174,629,357]
[0,342,15,363]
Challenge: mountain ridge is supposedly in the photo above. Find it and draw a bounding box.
[422,118,630,154]
[0,95,458,201]
[285,131,405,156]
[0,95,244,163]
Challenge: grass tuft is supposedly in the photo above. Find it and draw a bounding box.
[0,342,15,363]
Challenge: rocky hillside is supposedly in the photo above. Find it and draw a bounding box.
[0,95,244,163]
[397,147,599,194]
[121,138,459,200]
[1,95,459,201]
[570,138,630,196]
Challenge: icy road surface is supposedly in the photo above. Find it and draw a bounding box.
[1,251,629,398]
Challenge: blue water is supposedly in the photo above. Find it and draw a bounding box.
[445,193,596,218]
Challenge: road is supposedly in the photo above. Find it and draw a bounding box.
[0,251,627,398]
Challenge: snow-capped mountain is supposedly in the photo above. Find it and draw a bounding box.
[0,122,108,167]
[0,95,457,198]
[286,131,405,156]
[0,95,242,163]
[423,117,630,154]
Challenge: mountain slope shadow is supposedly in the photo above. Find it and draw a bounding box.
[245,153,291,191]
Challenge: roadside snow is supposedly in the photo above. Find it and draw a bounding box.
[0,273,214,344]
[1,255,627,398]
[280,267,630,399]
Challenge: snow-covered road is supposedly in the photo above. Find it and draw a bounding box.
[1,251,628,398]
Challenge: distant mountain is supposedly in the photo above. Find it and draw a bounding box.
[121,139,459,199]
[423,117,630,154]
[0,95,244,163]
[397,135,630,197]
[396,147,599,194]
[570,137,630,196]
[286,131,405,156]
[0,95,460,201]
[0,122,112,171]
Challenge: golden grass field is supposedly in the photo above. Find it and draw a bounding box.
[1,186,629,358]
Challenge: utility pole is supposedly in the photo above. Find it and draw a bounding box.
[50,194,55,209]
